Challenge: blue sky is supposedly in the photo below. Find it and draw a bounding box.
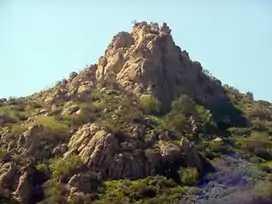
[0,0,271,101]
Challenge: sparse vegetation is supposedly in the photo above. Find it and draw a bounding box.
[1,81,272,204]
[139,95,162,115]
[0,22,271,204]
[36,115,70,136]
[49,155,83,180]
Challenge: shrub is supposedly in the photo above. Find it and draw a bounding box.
[36,116,69,136]
[139,95,161,115]
[40,156,86,204]
[171,95,196,116]
[100,119,122,134]
[49,154,83,180]
[96,176,190,203]
[41,180,66,204]
[241,131,272,160]
[180,167,199,186]
[247,104,272,121]
[0,109,19,123]
[228,127,250,136]
[161,96,211,134]
[69,108,97,127]
[195,105,212,125]
[36,162,50,174]
[162,112,189,134]
[254,180,272,197]
[4,124,28,140]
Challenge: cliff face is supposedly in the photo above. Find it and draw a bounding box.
[0,22,271,204]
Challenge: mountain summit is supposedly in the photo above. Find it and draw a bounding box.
[0,22,272,204]
[38,22,226,110]
[97,22,227,109]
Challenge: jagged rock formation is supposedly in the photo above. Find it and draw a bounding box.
[0,121,211,202]
[97,22,227,109]
[0,21,271,203]
[63,123,210,180]
[36,21,227,111]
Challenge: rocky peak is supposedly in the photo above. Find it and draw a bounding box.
[1,21,270,204]
[37,21,226,111]
[95,21,225,110]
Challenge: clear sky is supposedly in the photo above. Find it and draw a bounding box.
[1,0,271,101]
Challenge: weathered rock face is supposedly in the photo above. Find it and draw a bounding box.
[13,164,35,204]
[95,22,226,109]
[0,161,43,204]
[67,171,102,201]
[64,123,212,180]
[0,162,17,189]
[64,123,139,179]
[35,22,226,111]
[33,64,97,105]
[15,124,45,158]
[0,123,66,162]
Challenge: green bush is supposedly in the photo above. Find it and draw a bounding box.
[100,119,122,134]
[236,131,272,160]
[0,103,32,124]
[180,167,199,186]
[171,95,196,117]
[0,148,7,158]
[95,176,190,203]
[139,95,161,115]
[228,127,250,136]
[161,96,211,134]
[253,180,272,197]
[4,124,28,141]
[49,155,83,180]
[40,156,86,204]
[36,116,69,136]
[162,111,189,134]
[36,162,50,174]
[247,103,272,120]
[41,180,66,204]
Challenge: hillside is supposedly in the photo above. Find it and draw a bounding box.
[0,21,272,204]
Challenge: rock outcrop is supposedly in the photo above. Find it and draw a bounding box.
[98,22,226,110]
[67,171,102,201]
[0,162,17,190]
[36,22,226,111]
[64,123,211,180]
[0,160,43,204]
[1,21,256,203]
